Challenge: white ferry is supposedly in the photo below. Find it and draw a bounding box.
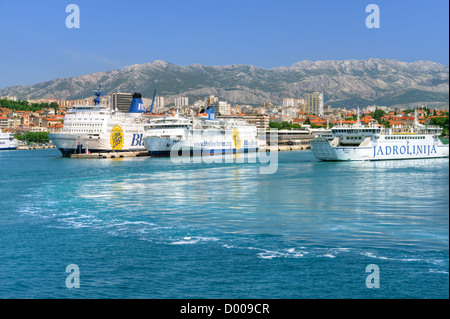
[143,108,259,157]
[0,129,18,150]
[49,88,152,156]
[311,110,449,161]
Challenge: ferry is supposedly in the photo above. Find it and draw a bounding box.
[0,129,18,150]
[49,87,152,156]
[311,110,449,161]
[143,107,259,157]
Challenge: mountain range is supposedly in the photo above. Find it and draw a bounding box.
[1,59,448,108]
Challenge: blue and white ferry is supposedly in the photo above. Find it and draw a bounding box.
[312,111,449,161]
[143,108,259,157]
[49,87,152,156]
[0,129,18,150]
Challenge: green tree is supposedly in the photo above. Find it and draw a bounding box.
[371,109,386,122]
[0,99,57,112]
[50,102,59,114]
[280,121,291,130]
[379,120,391,128]
[14,132,50,144]
[269,122,282,129]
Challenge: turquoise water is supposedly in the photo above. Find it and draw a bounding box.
[0,149,448,298]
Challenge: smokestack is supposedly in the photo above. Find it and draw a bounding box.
[128,92,145,113]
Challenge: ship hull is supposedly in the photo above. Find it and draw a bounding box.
[49,132,146,157]
[1,131,18,150]
[312,138,449,161]
[144,136,258,157]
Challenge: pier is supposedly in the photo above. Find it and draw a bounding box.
[17,145,57,150]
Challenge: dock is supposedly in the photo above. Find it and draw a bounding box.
[17,145,57,150]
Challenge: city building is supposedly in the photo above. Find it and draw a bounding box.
[175,97,189,107]
[110,92,132,112]
[154,96,165,109]
[243,114,269,129]
[206,95,219,106]
[0,116,9,128]
[282,98,305,108]
[306,91,324,116]
[210,101,231,116]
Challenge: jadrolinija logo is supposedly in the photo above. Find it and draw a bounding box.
[110,125,124,151]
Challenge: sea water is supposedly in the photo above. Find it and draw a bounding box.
[0,149,448,298]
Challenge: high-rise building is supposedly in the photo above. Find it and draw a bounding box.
[175,97,189,107]
[155,96,165,109]
[306,92,324,116]
[206,95,219,106]
[209,101,231,116]
[110,92,132,112]
[282,98,296,107]
[282,98,305,108]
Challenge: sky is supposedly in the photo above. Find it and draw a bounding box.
[0,0,448,89]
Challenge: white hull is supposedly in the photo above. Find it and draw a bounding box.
[144,116,259,157]
[0,132,18,150]
[312,138,449,161]
[50,130,146,156]
[144,134,259,157]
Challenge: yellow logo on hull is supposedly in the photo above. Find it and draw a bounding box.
[232,128,242,151]
[110,125,124,150]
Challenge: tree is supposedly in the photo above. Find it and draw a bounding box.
[14,132,50,144]
[269,122,282,129]
[379,120,391,128]
[280,121,291,130]
[50,102,59,114]
[371,109,386,122]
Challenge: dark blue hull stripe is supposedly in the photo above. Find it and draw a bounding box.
[57,148,146,157]
[149,148,258,157]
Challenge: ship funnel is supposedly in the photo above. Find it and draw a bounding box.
[128,92,145,113]
[206,106,216,120]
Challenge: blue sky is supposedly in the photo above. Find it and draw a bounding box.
[0,0,448,89]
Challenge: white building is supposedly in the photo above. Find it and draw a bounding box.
[210,101,231,116]
[155,96,165,109]
[281,107,300,118]
[175,97,189,107]
[282,98,305,108]
[306,92,324,116]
